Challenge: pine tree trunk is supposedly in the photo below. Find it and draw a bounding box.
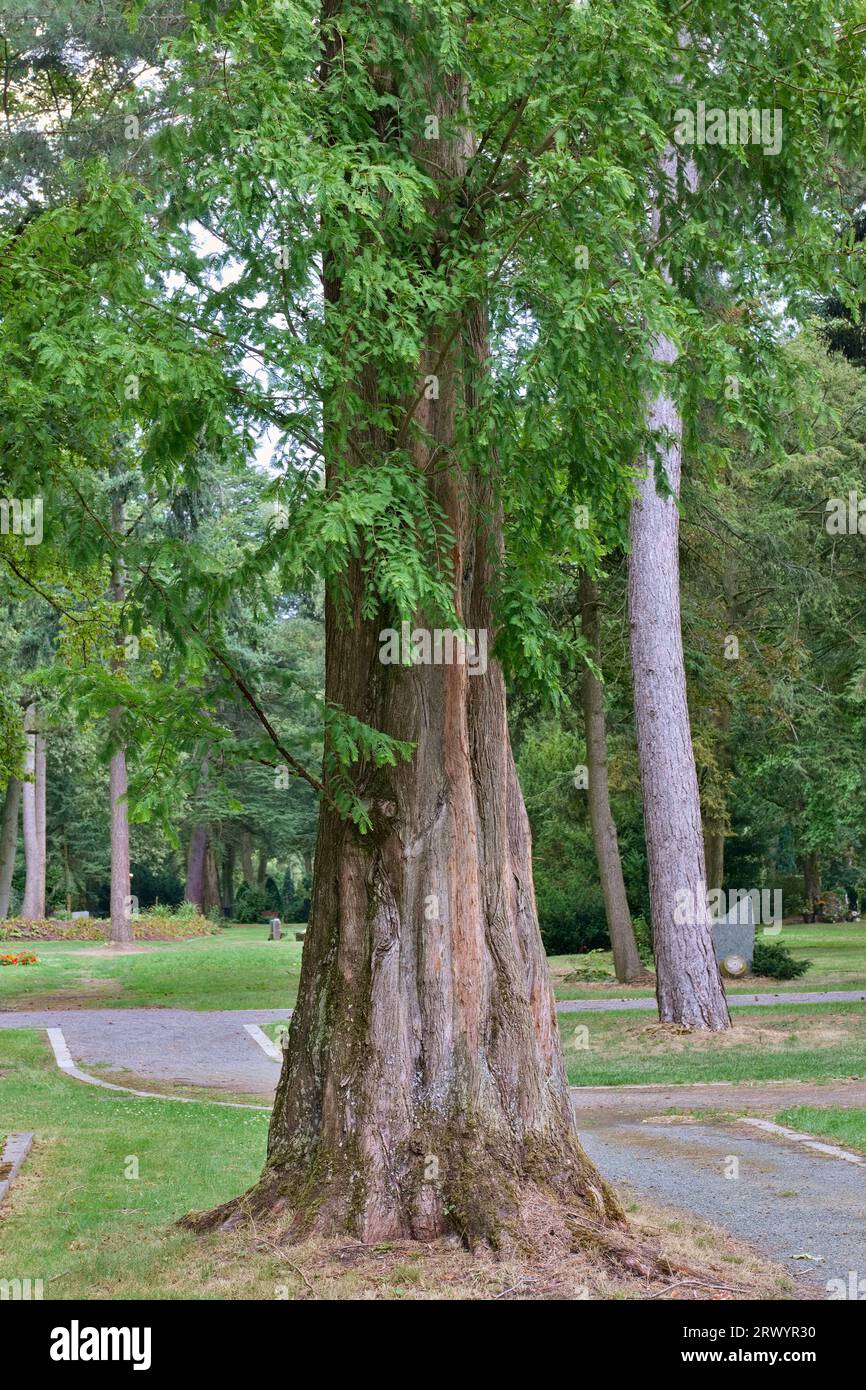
[579,572,647,984]
[21,703,45,920]
[0,777,21,919]
[186,826,207,910]
[627,143,730,1031]
[190,39,621,1248]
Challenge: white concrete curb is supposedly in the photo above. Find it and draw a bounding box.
[738,1117,866,1167]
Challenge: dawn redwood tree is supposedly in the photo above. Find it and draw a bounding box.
[6,0,866,1247]
[183,0,621,1245]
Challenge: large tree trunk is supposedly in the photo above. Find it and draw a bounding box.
[627,142,730,1031]
[0,777,21,919]
[21,703,45,920]
[186,825,208,910]
[191,34,620,1247]
[579,573,647,984]
[109,494,133,944]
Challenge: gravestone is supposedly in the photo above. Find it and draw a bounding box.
[712,893,755,977]
[269,917,281,941]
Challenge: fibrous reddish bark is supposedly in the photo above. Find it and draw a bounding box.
[189,40,620,1248]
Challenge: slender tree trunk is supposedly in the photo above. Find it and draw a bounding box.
[186,826,208,910]
[256,846,268,888]
[579,572,646,984]
[21,703,45,920]
[190,40,620,1248]
[35,727,46,912]
[803,851,820,918]
[703,831,724,900]
[203,845,220,916]
[627,142,729,1031]
[109,494,133,943]
[239,830,254,886]
[221,843,236,917]
[0,777,21,919]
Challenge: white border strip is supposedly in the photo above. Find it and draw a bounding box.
[44,1027,271,1111]
[243,1022,282,1061]
[738,1117,866,1167]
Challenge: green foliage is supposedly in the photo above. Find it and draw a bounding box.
[752,939,812,981]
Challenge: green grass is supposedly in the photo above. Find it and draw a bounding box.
[550,920,866,1000]
[2,919,862,1015]
[775,1105,866,1154]
[561,1002,866,1086]
[0,1028,277,1298]
[0,927,304,1012]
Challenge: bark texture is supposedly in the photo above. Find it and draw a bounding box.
[579,572,647,984]
[190,38,621,1247]
[0,776,21,919]
[21,703,45,920]
[627,143,730,1030]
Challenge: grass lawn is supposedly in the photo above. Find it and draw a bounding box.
[561,1002,866,1087]
[0,1028,795,1300]
[775,1105,866,1155]
[0,927,304,1012]
[2,919,862,1015]
[550,919,866,1000]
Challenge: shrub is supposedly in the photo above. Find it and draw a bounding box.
[233,882,270,922]
[536,881,609,956]
[632,914,653,966]
[752,938,811,980]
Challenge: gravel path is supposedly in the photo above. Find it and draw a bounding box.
[578,1111,865,1293]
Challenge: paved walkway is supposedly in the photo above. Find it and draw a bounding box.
[0,1007,287,1095]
